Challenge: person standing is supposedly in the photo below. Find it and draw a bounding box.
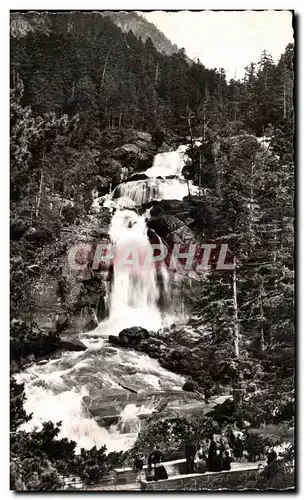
[222,451,233,471]
[207,436,218,471]
[195,452,207,473]
[233,436,244,462]
[204,379,211,404]
[185,440,197,474]
[134,456,144,482]
[148,445,164,475]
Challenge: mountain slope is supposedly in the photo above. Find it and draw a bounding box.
[100,11,179,56]
[10,10,180,58]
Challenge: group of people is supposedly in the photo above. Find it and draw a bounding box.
[185,435,236,474]
[134,446,168,482]
[133,431,245,482]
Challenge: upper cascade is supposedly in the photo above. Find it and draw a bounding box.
[145,145,190,178]
[104,144,198,208]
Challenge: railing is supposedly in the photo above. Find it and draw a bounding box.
[59,471,136,491]
[59,458,265,491]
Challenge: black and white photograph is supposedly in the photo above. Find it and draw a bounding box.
[9,8,295,492]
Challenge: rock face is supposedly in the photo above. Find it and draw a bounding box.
[112,134,155,173]
[128,173,149,182]
[28,210,111,336]
[157,142,171,153]
[114,143,141,158]
[182,379,196,392]
[56,337,87,352]
[147,214,195,245]
[109,326,150,348]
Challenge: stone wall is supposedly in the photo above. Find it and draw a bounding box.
[141,468,260,491]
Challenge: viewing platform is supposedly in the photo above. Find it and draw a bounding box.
[84,458,264,491]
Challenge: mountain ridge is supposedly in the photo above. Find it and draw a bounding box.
[10,10,182,58]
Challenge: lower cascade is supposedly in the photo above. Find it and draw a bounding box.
[16,145,192,453]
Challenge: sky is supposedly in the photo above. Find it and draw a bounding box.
[141,10,294,81]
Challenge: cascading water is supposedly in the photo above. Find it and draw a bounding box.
[105,143,198,207]
[17,144,193,453]
[145,145,190,177]
[105,209,167,332]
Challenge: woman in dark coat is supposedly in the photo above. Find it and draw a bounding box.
[233,437,244,461]
[207,436,218,471]
[222,451,233,471]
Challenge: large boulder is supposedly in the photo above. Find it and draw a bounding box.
[147,214,195,245]
[108,335,121,346]
[113,143,155,172]
[123,130,152,144]
[113,143,140,158]
[149,200,187,217]
[182,379,199,392]
[56,337,87,352]
[117,326,150,348]
[128,173,149,182]
[157,142,171,153]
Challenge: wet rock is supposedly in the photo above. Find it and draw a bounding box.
[147,217,170,239]
[56,337,87,352]
[118,326,150,347]
[147,213,194,245]
[108,335,121,346]
[128,173,149,181]
[55,313,70,333]
[82,315,98,333]
[157,142,171,153]
[149,200,186,217]
[97,416,120,427]
[182,379,195,392]
[170,224,195,244]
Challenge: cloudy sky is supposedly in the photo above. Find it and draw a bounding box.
[141,10,294,80]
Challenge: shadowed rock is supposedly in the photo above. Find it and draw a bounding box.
[109,326,150,348]
[56,337,87,352]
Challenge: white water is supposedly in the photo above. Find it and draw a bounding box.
[145,145,190,178]
[18,145,193,453]
[106,209,169,332]
[110,178,194,206]
[106,143,198,207]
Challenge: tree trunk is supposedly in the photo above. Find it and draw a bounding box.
[132,107,135,129]
[232,256,240,358]
[155,61,159,85]
[187,113,194,153]
[118,111,122,129]
[249,157,255,234]
[100,50,111,93]
[35,154,45,219]
[71,80,75,99]
[199,152,202,196]
[261,327,265,353]
[186,178,191,198]
[260,289,265,352]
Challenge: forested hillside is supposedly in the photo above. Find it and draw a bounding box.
[10,11,294,491]
[11,12,293,134]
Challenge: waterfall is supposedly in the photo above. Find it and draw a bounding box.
[105,144,198,207]
[16,144,193,453]
[145,145,190,177]
[104,208,170,333]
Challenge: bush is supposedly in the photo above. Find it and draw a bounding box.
[10,319,60,361]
